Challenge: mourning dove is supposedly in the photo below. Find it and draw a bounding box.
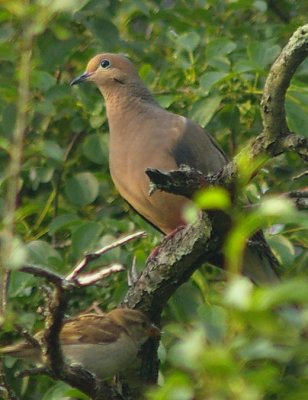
[71,53,279,284]
[0,308,160,379]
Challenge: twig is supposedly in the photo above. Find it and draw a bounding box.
[15,366,49,378]
[293,170,308,180]
[128,257,139,286]
[73,263,125,286]
[67,231,146,280]
[14,325,40,350]
[20,265,72,288]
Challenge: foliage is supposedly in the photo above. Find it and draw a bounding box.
[0,0,307,399]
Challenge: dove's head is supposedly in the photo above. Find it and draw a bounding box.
[70,53,140,90]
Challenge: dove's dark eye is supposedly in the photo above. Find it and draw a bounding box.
[100,59,111,69]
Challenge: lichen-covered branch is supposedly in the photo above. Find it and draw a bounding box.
[261,24,308,144]
[120,213,228,398]
[124,214,214,314]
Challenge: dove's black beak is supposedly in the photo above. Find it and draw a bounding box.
[70,72,93,86]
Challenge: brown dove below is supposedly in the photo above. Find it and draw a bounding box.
[71,53,279,284]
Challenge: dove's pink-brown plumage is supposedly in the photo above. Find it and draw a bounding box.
[71,53,279,284]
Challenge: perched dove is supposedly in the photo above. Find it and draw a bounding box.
[71,53,279,284]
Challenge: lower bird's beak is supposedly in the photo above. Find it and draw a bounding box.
[70,72,94,86]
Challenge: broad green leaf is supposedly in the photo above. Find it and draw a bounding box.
[155,94,178,108]
[176,32,200,52]
[48,0,90,13]
[65,172,99,206]
[254,0,267,12]
[49,213,81,234]
[82,134,108,165]
[199,71,228,92]
[266,235,296,267]
[286,94,308,137]
[84,18,119,50]
[257,280,308,308]
[26,240,62,268]
[189,95,222,127]
[31,71,56,91]
[194,187,231,210]
[71,221,103,258]
[247,41,281,70]
[2,104,16,138]
[42,381,79,400]
[42,140,65,161]
[206,39,237,59]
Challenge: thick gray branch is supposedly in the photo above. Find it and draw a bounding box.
[261,24,308,143]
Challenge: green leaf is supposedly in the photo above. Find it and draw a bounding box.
[267,235,296,267]
[189,95,222,127]
[65,172,99,206]
[84,18,119,50]
[2,104,16,138]
[49,213,81,234]
[31,71,56,91]
[286,94,308,137]
[247,41,281,70]
[42,381,79,400]
[206,39,237,60]
[176,32,200,52]
[8,271,36,297]
[42,140,65,162]
[258,197,296,217]
[71,221,103,258]
[37,31,78,70]
[155,94,178,108]
[233,59,255,73]
[253,0,267,12]
[0,43,16,61]
[49,0,90,13]
[82,134,108,165]
[257,280,308,308]
[199,71,228,92]
[26,240,62,268]
[194,187,231,210]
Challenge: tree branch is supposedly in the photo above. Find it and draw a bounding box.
[261,24,308,143]
[67,231,146,281]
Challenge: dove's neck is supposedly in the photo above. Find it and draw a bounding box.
[100,80,161,134]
